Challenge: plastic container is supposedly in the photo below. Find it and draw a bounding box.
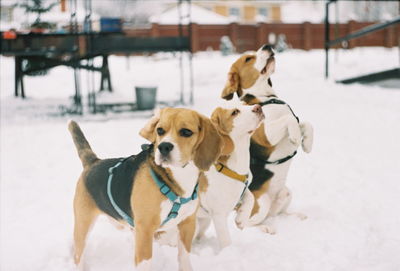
[135,86,157,110]
[100,17,122,32]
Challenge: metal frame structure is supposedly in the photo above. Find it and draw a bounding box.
[325,0,400,83]
[0,0,193,114]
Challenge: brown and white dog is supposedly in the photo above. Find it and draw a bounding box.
[221,45,314,234]
[196,104,264,249]
[69,108,223,271]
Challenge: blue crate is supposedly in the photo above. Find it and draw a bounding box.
[100,18,122,32]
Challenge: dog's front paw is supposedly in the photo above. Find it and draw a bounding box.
[235,218,245,230]
[258,224,276,235]
[235,207,251,230]
[296,213,308,220]
[154,231,178,247]
[300,121,313,153]
[283,211,307,220]
[235,212,247,230]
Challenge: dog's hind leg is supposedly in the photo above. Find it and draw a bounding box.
[246,193,272,229]
[247,193,277,234]
[212,212,231,250]
[73,178,99,269]
[235,188,254,229]
[195,212,212,241]
[271,187,307,220]
[178,213,196,271]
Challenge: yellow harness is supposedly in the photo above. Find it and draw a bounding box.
[214,163,248,183]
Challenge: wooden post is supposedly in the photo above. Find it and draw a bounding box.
[61,0,66,12]
[229,23,238,52]
[303,22,311,50]
[257,23,267,48]
[384,25,395,48]
[347,20,356,49]
[151,23,160,37]
[190,23,200,53]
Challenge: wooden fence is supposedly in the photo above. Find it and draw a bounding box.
[125,21,399,53]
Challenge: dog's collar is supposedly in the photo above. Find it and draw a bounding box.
[258,97,299,123]
[214,162,248,183]
[214,162,249,209]
[252,150,297,166]
[259,98,285,106]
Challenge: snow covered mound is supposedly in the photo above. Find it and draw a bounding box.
[1,48,400,271]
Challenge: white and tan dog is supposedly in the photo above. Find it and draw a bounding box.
[69,108,223,271]
[221,44,314,234]
[196,104,264,249]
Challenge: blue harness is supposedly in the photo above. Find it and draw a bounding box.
[107,157,199,228]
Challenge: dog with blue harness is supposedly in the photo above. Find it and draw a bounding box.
[69,107,224,271]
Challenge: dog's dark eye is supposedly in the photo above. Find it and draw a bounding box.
[245,56,253,63]
[179,128,193,137]
[231,109,240,116]
[157,127,165,136]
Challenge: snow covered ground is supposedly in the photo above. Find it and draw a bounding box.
[1,47,400,271]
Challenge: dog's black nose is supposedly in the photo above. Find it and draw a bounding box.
[158,142,174,156]
[261,44,274,55]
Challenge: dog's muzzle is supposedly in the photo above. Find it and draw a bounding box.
[261,44,274,53]
[158,142,174,156]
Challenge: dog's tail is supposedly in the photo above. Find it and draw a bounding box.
[300,121,313,153]
[68,120,99,168]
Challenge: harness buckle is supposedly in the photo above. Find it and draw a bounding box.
[160,184,170,195]
[168,202,182,219]
[191,191,198,200]
[168,212,179,219]
[172,202,181,211]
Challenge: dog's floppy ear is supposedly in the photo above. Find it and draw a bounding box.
[221,66,240,100]
[139,108,162,142]
[194,115,223,171]
[211,107,234,156]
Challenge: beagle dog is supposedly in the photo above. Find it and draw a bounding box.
[221,44,314,234]
[196,104,264,249]
[69,108,223,271]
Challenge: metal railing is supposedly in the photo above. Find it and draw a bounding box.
[324,0,400,79]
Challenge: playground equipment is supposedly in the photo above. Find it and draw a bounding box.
[0,0,193,114]
[324,0,400,85]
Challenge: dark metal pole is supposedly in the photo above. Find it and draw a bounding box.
[178,0,184,105]
[188,0,194,105]
[70,0,82,114]
[325,1,331,79]
[14,57,20,97]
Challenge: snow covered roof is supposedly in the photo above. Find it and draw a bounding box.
[40,8,100,23]
[280,1,399,23]
[280,2,324,23]
[1,0,17,5]
[150,3,230,25]
[0,5,100,31]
